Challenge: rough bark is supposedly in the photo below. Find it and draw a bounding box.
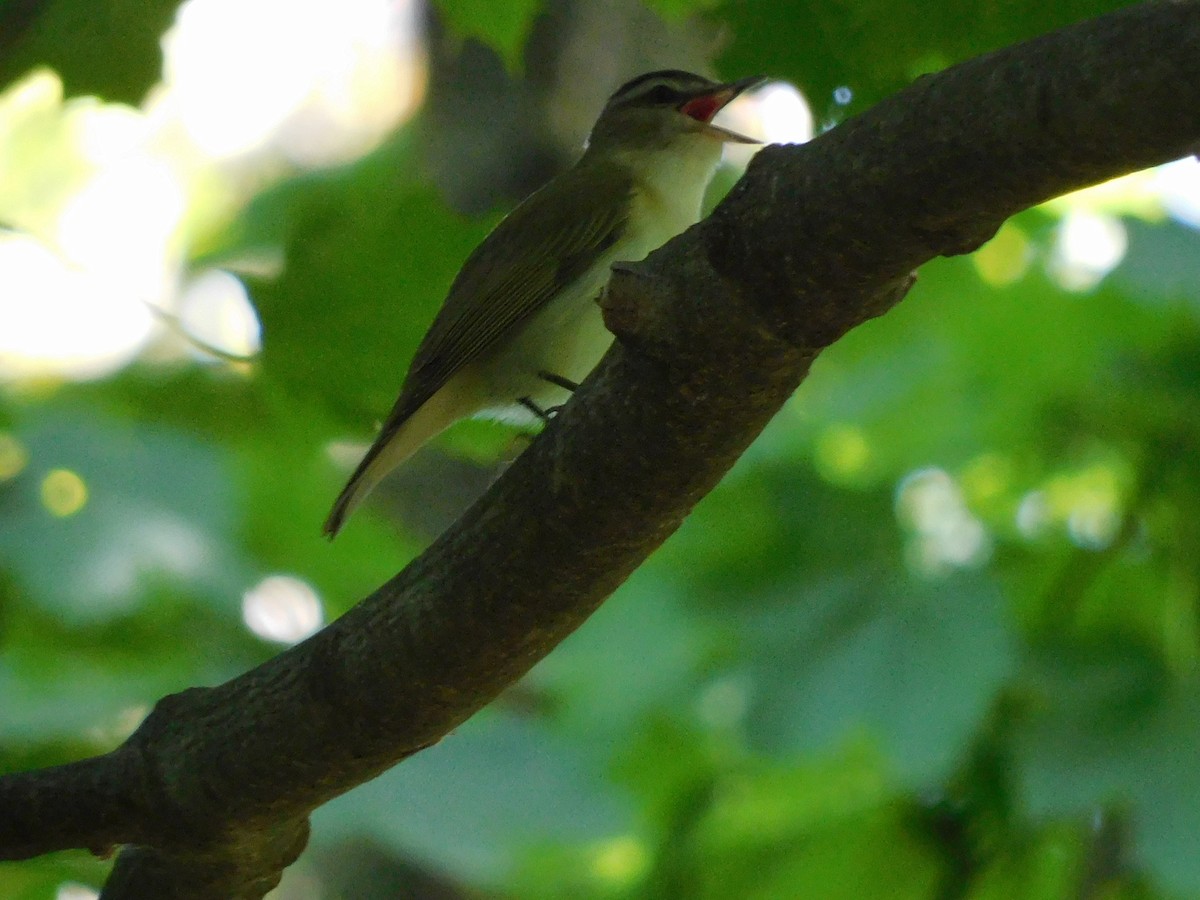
[2,2,1199,897]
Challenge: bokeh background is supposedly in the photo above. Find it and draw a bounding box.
[3,0,1200,897]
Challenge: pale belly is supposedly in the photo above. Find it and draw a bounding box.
[470,260,616,424]
[471,187,707,425]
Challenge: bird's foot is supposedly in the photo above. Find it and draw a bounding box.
[518,396,566,423]
[519,397,552,422]
[537,371,580,392]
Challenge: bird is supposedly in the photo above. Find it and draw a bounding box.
[324,69,764,537]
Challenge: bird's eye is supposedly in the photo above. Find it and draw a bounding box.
[642,85,677,104]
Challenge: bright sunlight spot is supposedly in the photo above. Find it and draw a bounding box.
[40,468,88,517]
[1156,156,1200,229]
[0,433,29,480]
[958,452,1013,507]
[1040,155,1200,289]
[160,0,424,164]
[1044,166,1166,221]
[814,423,871,484]
[1048,210,1128,291]
[1017,460,1127,549]
[0,230,155,381]
[87,514,211,600]
[0,0,424,387]
[87,704,150,747]
[1016,490,1049,539]
[55,156,188,296]
[0,70,92,222]
[55,884,99,900]
[896,467,991,574]
[242,574,324,644]
[972,222,1032,286]
[1050,463,1125,550]
[175,269,263,362]
[722,80,813,167]
[590,836,650,884]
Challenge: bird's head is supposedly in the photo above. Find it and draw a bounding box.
[587,70,765,158]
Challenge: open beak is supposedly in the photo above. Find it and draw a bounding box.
[678,74,767,144]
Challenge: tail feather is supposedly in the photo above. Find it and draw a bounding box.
[323,443,402,538]
[323,389,470,538]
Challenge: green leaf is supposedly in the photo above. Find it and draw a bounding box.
[0,649,219,744]
[528,569,713,750]
[1115,219,1200,303]
[694,743,893,851]
[0,0,180,102]
[0,851,108,900]
[718,0,1133,113]
[245,149,497,430]
[657,466,898,601]
[723,810,941,900]
[432,0,543,70]
[742,572,1017,787]
[1015,657,1200,895]
[313,709,631,884]
[0,406,247,623]
[689,757,942,900]
[644,0,724,18]
[965,824,1089,900]
[59,369,405,613]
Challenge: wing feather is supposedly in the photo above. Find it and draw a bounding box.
[383,159,634,427]
[326,159,634,536]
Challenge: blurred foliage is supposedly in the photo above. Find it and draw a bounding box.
[718,0,1133,116]
[0,0,179,103]
[3,0,1200,899]
[435,0,543,70]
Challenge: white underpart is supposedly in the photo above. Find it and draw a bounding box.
[475,132,726,423]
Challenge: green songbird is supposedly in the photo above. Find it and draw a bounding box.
[325,70,763,537]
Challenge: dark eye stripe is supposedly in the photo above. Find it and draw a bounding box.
[609,69,712,106]
[641,84,680,104]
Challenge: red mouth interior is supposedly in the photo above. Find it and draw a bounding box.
[680,94,724,123]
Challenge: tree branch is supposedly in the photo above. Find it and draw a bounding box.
[3,2,1198,897]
